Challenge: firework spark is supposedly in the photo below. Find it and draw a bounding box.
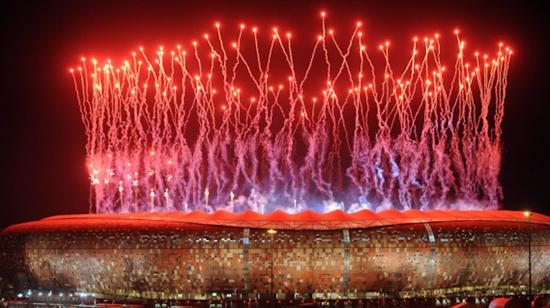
[70,12,512,213]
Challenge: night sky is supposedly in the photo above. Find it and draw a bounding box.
[1,0,549,229]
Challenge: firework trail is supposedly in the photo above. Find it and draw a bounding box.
[70,13,512,213]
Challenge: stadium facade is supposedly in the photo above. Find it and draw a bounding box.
[1,210,550,303]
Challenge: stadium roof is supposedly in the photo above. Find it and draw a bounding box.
[3,210,550,233]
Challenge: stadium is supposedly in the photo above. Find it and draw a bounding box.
[0,14,546,306]
[1,209,549,306]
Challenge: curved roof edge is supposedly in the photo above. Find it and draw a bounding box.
[3,210,550,233]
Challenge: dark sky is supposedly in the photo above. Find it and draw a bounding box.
[1,0,549,229]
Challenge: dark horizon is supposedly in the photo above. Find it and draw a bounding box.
[1,0,549,229]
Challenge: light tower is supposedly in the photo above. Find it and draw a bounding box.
[524,210,532,302]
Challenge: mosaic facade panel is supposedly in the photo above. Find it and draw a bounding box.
[1,222,549,300]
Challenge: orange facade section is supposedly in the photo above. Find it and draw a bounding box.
[1,220,549,300]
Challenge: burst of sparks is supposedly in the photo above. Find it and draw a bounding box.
[70,13,512,213]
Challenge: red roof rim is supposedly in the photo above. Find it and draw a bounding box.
[207,209,236,220]
[325,209,353,221]
[3,210,550,233]
[350,209,379,219]
[233,210,263,221]
[263,210,293,221]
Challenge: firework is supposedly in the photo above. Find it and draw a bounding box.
[70,12,512,213]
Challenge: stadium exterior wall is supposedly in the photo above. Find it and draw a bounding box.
[1,210,550,301]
